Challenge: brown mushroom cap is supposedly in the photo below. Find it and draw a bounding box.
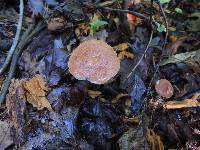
[68,39,120,84]
[155,79,174,98]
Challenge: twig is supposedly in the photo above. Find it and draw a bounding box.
[164,93,200,109]
[126,29,154,79]
[0,22,45,104]
[97,6,150,21]
[144,1,169,99]
[0,0,24,75]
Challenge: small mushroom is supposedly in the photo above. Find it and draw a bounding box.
[68,39,120,84]
[155,79,174,98]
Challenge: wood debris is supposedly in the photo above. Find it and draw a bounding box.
[164,93,200,109]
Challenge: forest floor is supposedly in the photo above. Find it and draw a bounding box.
[0,0,200,149]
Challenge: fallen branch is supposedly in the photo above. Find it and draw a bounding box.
[0,22,45,104]
[0,0,24,75]
[164,93,200,109]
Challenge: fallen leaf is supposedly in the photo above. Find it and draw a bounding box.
[112,93,129,104]
[114,43,129,52]
[6,79,26,145]
[146,129,164,150]
[118,127,150,150]
[47,16,65,32]
[166,37,186,55]
[23,75,53,111]
[187,12,200,32]
[160,49,200,66]
[88,90,102,99]
[118,51,134,60]
[164,93,200,109]
[0,121,13,150]
[114,43,134,60]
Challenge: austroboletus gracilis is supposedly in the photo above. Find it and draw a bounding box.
[155,79,174,98]
[68,39,120,84]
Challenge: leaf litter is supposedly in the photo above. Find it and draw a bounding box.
[0,0,200,149]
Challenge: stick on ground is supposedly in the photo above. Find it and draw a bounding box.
[0,0,24,75]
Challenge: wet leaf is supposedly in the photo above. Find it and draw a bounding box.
[78,99,125,148]
[129,74,146,113]
[160,49,200,66]
[165,37,186,55]
[187,12,200,32]
[118,127,150,150]
[0,121,13,150]
[23,75,53,111]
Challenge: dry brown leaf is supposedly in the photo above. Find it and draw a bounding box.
[114,43,129,52]
[88,90,102,99]
[164,93,200,109]
[23,75,53,111]
[114,43,134,60]
[112,93,129,104]
[118,51,134,60]
[146,129,164,150]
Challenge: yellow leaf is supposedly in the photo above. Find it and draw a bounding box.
[114,43,129,51]
[118,51,134,60]
[23,75,53,111]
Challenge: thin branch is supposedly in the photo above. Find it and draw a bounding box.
[0,22,45,104]
[126,29,154,79]
[97,6,150,21]
[0,0,24,75]
[145,1,169,93]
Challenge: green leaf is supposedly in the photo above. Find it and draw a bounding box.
[156,24,166,33]
[159,0,171,4]
[89,20,108,35]
[175,8,183,14]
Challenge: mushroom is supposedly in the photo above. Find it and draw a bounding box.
[155,79,174,98]
[68,39,120,84]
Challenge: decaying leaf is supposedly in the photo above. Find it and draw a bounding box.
[6,79,26,145]
[23,75,53,111]
[164,93,200,109]
[88,90,102,99]
[146,129,164,150]
[160,49,200,66]
[118,127,150,150]
[118,51,134,60]
[112,93,129,104]
[114,43,129,52]
[187,12,200,32]
[0,121,13,150]
[114,43,134,60]
[166,37,186,55]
